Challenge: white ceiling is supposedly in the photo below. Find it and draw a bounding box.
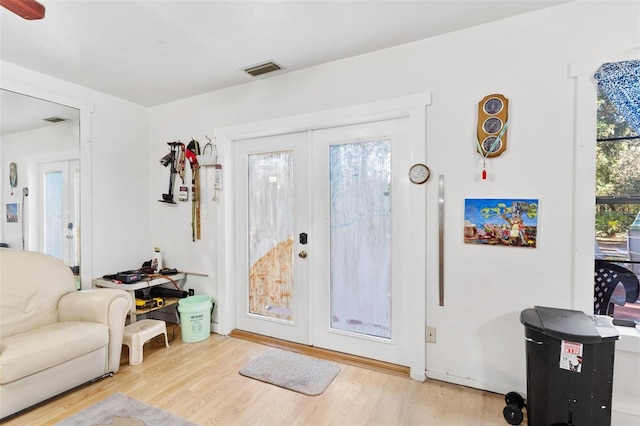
[1,0,571,107]
[0,89,80,136]
[1,0,570,134]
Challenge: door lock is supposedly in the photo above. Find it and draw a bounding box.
[298,250,308,259]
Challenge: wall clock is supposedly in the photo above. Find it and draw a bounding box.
[477,94,509,157]
[409,163,430,184]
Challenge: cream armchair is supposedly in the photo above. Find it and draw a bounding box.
[0,249,131,419]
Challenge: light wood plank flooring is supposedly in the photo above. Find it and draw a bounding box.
[1,325,513,425]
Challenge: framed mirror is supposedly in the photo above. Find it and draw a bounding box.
[0,83,94,288]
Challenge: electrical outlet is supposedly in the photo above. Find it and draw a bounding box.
[426,326,436,343]
[188,288,195,296]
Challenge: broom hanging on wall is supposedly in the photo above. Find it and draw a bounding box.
[186,139,201,241]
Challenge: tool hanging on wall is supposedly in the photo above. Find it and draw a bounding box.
[178,142,186,184]
[197,135,222,201]
[185,139,201,241]
[159,142,183,204]
[9,162,17,196]
[177,142,188,202]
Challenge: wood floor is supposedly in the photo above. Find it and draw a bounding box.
[2,325,513,425]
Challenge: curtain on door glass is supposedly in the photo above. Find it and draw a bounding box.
[330,139,391,339]
[247,151,294,321]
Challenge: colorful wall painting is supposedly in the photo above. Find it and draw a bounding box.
[464,198,539,248]
[6,203,18,223]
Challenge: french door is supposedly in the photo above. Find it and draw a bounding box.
[234,118,413,366]
[234,132,310,343]
[38,159,80,268]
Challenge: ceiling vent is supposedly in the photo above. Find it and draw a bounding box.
[243,61,284,77]
[43,116,68,123]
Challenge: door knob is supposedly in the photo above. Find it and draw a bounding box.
[298,250,308,259]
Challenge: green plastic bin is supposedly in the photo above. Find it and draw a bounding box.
[178,295,213,342]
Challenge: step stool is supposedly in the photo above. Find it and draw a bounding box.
[122,319,169,365]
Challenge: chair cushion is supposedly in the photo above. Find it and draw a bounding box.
[0,321,108,384]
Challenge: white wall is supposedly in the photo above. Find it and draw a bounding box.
[148,0,640,418]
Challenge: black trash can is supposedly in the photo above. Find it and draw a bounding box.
[506,306,619,426]
[504,306,619,426]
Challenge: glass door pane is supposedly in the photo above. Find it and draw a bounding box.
[43,170,64,259]
[39,160,79,268]
[329,139,392,338]
[247,151,295,321]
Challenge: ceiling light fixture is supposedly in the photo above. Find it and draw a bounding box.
[0,0,45,20]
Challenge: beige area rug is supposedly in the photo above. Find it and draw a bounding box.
[56,392,196,426]
[239,348,340,396]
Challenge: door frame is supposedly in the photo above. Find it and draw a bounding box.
[214,94,431,381]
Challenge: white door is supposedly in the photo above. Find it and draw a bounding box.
[38,160,80,267]
[234,132,310,343]
[234,118,413,366]
[310,118,413,366]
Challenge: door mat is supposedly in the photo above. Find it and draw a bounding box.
[56,392,196,426]
[239,348,340,396]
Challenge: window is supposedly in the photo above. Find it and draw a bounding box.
[594,60,640,321]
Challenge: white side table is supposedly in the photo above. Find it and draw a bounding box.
[93,273,186,322]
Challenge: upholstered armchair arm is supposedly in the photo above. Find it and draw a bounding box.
[58,289,131,373]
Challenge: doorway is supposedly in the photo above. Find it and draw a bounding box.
[218,94,429,379]
[234,117,414,366]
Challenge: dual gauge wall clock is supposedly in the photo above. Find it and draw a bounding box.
[477,94,509,158]
[408,93,509,184]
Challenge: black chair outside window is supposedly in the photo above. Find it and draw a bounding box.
[594,259,640,316]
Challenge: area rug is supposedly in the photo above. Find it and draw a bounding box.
[56,392,196,426]
[239,348,340,396]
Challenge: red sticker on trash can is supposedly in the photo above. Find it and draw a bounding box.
[560,340,583,372]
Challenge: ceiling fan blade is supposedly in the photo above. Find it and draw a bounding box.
[0,0,45,20]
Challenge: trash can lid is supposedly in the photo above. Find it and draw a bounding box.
[520,306,619,343]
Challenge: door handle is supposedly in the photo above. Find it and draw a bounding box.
[298,251,308,259]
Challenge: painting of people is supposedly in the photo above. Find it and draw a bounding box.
[464,198,538,248]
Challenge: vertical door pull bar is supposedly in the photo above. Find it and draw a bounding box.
[438,175,445,306]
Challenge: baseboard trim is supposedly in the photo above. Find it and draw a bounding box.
[426,370,523,397]
[230,329,410,378]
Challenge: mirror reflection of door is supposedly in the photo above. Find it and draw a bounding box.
[38,160,80,268]
[0,89,80,270]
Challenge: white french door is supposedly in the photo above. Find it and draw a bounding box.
[38,159,80,268]
[234,132,310,343]
[310,119,413,365]
[234,117,413,367]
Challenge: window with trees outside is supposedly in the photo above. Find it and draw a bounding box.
[594,60,640,322]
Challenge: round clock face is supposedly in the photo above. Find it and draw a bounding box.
[482,136,502,153]
[409,163,430,184]
[482,117,503,134]
[483,97,504,115]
